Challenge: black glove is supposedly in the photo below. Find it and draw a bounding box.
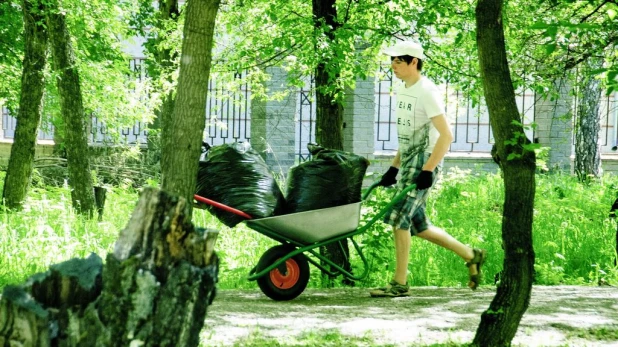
[416,170,434,190]
[378,166,399,187]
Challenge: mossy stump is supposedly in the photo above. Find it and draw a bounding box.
[0,187,219,346]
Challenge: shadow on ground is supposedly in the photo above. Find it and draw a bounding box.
[202,285,618,346]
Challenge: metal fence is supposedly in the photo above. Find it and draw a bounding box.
[598,93,618,150]
[1,106,15,139]
[296,77,316,162]
[2,106,54,141]
[88,116,148,145]
[375,66,538,153]
[2,64,617,160]
[375,65,395,151]
[203,71,251,147]
[88,58,149,145]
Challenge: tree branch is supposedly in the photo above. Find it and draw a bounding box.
[342,0,354,24]
[212,42,302,72]
[564,33,618,69]
[423,53,479,79]
[579,0,611,23]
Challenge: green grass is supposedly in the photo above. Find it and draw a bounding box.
[333,168,618,289]
[202,329,466,347]
[221,330,391,347]
[1,169,617,290]
[566,325,618,341]
[0,182,138,287]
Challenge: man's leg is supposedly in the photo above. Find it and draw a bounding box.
[368,227,412,297]
[393,227,411,285]
[416,225,473,259]
[415,225,479,288]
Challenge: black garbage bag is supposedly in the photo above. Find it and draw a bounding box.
[309,144,370,204]
[196,142,285,227]
[284,144,369,213]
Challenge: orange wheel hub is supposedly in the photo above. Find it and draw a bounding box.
[269,259,300,289]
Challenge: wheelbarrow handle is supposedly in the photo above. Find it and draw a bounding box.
[362,181,382,200]
[362,181,417,201]
[193,194,253,220]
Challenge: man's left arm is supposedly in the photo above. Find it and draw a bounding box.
[422,114,454,172]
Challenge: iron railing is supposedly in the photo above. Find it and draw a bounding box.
[2,106,54,141]
[1,64,617,161]
[296,76,316,162]
[375,65,396,151]
[375,71,540,154]
[204,71,251,147]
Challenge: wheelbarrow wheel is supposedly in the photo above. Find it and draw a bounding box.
[256,245,310,301]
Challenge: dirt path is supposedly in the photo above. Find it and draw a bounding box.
[202,285,618,346]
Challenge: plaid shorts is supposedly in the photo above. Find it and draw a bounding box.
[383,152,440,235]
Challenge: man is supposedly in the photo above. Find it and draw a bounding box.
[370,41,487,297]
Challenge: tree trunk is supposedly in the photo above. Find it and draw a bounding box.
[2,0,48,210]
[312,0,352,287]
[146,0,180,166]
[312,0,344,152]
[161,0,220,217]
[474,0,536,345]
[0,187,219,347]
[47,0,95,216]
[574,59,603,182]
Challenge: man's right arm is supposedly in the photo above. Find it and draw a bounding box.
[377,150,401,187]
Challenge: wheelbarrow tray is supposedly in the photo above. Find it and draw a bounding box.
[245,202,362,244]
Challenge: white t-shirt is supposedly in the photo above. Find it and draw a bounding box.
[394,77,445,157]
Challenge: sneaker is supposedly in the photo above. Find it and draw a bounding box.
[369,280,411,297]
[374,279,398,291]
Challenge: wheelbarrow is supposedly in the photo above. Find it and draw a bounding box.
[194,182,416,301]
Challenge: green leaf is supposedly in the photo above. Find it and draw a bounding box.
[609,9,617,20]
[545,43,557,55]
[545,26,558,39]
[506,153,520,161]
[510,119,523,126]
[589,68,607,76]
[529,22,549,30]
[523,143,541,151]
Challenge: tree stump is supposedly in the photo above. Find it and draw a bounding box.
[0,187,219,346]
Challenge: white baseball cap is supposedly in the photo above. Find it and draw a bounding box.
[382,41,424,59]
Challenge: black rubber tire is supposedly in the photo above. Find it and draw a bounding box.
[255,245,310,301]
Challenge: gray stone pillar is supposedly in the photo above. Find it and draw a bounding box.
[250,67,297,176]
[534,79,573,171]
[343,76,375,160]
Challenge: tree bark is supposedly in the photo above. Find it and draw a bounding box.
[161,0,220,217]
[474,0,536,345]
[146,0,180,166]
[2,0,48,210]
[312,0,352,286]
[0,187,219,347]
[312,0,344,152]
[574,59,603,182]
[47,0,95,216]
